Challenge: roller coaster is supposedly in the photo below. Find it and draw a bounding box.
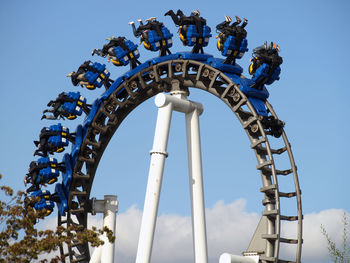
[25,10,303,263]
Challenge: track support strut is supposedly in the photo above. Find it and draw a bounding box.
[135,91,207,263]
[89,195,119,263]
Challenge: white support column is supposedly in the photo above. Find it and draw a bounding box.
[101,195,118,263]
[186,107,208,263]
[90,246,102,263]
[219,253,259,263]
[135,100,173,263]
[136,92,207,263]
[89,195,118,263]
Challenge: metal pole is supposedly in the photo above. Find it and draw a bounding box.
[186,107,208,263]
[101,195,118,263]
[135,93,206,263]
[89,195,118,263]
[219,253,259,263]
[135,101,173,263]
[89,246,102,263]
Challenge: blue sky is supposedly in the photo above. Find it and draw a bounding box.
[1,1,349,262]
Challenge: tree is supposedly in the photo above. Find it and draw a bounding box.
[321,211,350,263]
[0,174,114,262]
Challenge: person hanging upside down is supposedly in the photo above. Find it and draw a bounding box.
[249,41,283,89]
[92,36,141,69]
[24,157,66,193]
[216,15,249,65]
[129,17,173,56]
[165,9,211,53]
[41,92,90,120]
[67,60,112,90]
[33,123,75,157]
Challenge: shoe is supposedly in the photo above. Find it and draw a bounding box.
[235,16,242,24]
[164,10,172,16]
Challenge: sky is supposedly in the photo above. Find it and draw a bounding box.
[1,0,350,262]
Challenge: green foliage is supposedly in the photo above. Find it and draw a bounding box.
[321,212,350,263]
[0,174,114,262]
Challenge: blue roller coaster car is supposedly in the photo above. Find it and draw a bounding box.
[61,92,87,120]
[37,156,58,166]
[110,39,140,66]
[34,123,75,156]
[182,24,211,47]
[25,157,64,193]
[68,60,111,90]
[165,9,211,53]
[36,157,60,184]
[142,27,173,52]
[92,36,142,69]
[24,189,55,216]
[38,166,60,184]
[34,199,55,216]
[47,124,70,153]
[248,41,283,89]
[215,16,248,64]
[85,62,110,90]
[218,35,248,59]
[130,18,173,56]
[250,63,281,86]
[42,91,88,120]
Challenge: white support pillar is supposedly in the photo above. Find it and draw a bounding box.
[135,100,173,263]
[135,92,207,263]
[186,107,208,263]
[90,246,102,263]
[219,253,259,263]
[101,195,118,263]
[89,195,118,263]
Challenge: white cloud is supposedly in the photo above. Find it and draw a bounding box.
[281,209,349,263]
[88,199,260,263]
[35,201,349,263]
[205,199,260,261]
[111,199,259,263]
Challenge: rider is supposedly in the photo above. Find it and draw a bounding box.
[24,189,55,217]
[67,60,112,90]
[249,41,283,89]
[129,17,173,56]
[41,92,90,120]
[92,36,141,69]
[246,42,284,137]
[164,9,211,53]
[216,15,248,65]
[33,124,75,157]
[24,157,66,193]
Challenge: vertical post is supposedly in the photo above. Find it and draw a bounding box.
[89,195,118,263]
[186,107,208,263]
[90,245,102,263]
[219,253,259,263]
[136,92,207,263]
[101,195,118,263]
[135,102,173,263]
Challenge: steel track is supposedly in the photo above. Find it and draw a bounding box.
[58,58,302,263]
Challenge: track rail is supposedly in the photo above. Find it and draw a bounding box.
[58,58,302,263]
